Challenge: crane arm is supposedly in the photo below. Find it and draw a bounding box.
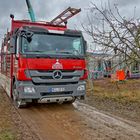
[26,0,36,22]
[50,7,81,25]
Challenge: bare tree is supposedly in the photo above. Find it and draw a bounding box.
[82,1,140,68]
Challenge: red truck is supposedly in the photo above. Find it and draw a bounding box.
[0,9,87,108]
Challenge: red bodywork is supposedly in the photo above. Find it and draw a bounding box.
[1,19,87,98]
[16,56,87,81]
[11,19,67,33]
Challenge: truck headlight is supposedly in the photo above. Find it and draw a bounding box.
[24,87,35,93]
[77,85,85,91]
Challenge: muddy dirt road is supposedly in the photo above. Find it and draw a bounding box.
[17,101,140,140]
[0,83,140,140]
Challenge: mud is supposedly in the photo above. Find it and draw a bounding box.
[83,96,140,123]
[0,85,140,140]
[0,86,40,140]
[18,102,140,140]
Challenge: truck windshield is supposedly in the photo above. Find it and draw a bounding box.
[21,33,84,56]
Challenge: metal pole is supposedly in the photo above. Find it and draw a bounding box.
[25,0,36,22]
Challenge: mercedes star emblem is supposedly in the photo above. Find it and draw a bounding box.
[53,70,62,79]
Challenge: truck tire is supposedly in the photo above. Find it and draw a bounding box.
[12,83,27,108]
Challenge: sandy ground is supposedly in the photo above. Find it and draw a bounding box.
[85,79,140,122]
[83,96,140,123]
[0,87,40,140]
[16,101,140,140]
[0,85,140,140]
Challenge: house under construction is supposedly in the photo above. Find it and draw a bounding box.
[88,52,140,79]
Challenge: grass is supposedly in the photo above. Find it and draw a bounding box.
[0,130,16,140]
[87,79,140,103]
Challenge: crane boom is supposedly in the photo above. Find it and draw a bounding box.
[25,1,81,25]
[50,7,81,25]
[26,0,36,22]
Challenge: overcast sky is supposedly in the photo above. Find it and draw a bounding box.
[0,0,140,46]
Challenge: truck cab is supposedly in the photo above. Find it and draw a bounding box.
[1,18,87,108]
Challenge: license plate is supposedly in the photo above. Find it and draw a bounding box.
[49,87,65,92]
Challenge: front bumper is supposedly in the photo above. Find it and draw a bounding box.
[16,81,86,100]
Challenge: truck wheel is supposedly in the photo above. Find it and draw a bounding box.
[12,84,27,108]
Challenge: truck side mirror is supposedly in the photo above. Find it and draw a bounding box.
[10,37,16,54]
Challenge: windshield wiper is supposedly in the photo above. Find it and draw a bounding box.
[35,54,52,58]
[64,55,84,59]
[58,51,73,54]
[71,55,84,59]
[27,50,45,53]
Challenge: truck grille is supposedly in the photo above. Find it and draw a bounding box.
[40,91,73,96]
[40,76,74,79]
[28,70,84,84]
